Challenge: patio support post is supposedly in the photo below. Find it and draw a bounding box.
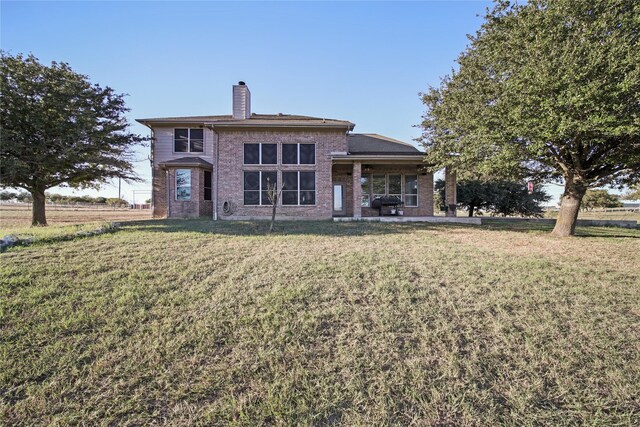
[353,162,362,218]
[445,166,457,217]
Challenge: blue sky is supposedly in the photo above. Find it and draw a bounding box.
[7,0,560,202]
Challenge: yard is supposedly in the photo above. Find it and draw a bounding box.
[1,219,639,425]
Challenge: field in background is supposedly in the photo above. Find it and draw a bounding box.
[2,220,639,425]
[0,204,151,230]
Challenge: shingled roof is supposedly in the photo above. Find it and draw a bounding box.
[137,113,354,129]
[347,134,423,155]
[158,157,213,168]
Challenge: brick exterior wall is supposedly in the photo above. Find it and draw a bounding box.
[153,167,212,218]
[216,128,348,220]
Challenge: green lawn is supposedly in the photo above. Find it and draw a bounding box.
[1,220,639,425]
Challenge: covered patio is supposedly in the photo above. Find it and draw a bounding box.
[331,134,457,219]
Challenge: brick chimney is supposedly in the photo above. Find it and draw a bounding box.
[232,81,251,119]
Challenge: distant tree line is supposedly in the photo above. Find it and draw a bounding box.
[0,190,128,207]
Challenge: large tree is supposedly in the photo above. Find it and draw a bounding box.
[420,0,640,236]
[0,53,144,225]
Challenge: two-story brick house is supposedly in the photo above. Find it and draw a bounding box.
[138,82,448,220]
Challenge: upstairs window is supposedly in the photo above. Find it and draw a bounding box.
[244,143,277,165]
[282,143,315,165]
[174,128,204,153]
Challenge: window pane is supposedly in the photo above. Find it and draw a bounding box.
[282,144,298,164]
[174,129,188,152]
[244,171,259,191]
[300,144,315,164]
[190,139,204,152]
[283,172,298,190]
[176,187,191,200]
[244,144,259,164]
[261,144,277,164]
[244,191,259,205]
[405,175,418,195]
[300,172,315,190]
[334,185,343,211]
[373,175,386,195]
[388,175,402,195]
[360,175,370,207]
[204,171,212,201]
[176,169,191,201]
[190,129,204,152]
[262,171,277,190]
[282,191,298,205]
[190,129,203,140]
[404,195,418,207]
[300,191,315,205]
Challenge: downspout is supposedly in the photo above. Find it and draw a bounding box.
[205,124,219,220]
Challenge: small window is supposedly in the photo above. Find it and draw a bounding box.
[244,171,277,205]
[404,175,418,206]
[282,171,315,205]
[360,175,371,207]
[176,169,191,200]
[174,129,204,153]
[244,143,277,164]
[204,170,212,201]
[282,143,315,165]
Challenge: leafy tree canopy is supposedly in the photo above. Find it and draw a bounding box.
[581,189,622,210]
[0,52,145,225]
[435,179,550,217]
[420,0,640,235]
[622,185,640,201]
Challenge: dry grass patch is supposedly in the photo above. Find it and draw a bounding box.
[1,220,639,425]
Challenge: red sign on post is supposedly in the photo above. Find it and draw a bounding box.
[527,181,534,194]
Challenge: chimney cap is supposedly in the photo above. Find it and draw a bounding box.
[238,81,246,86]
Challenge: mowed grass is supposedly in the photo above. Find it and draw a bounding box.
[1,220,639,425]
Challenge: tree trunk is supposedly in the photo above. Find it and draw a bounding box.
[468,205,475,217]
[269,196,278,234]
[551,180,586,237]
[31,189,48,226]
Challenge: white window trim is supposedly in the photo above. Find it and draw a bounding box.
[404,174,419,207]
[173,128,204,154]
[243,143,278,166]
[175,169,192,201]
[282,143,316,166]
[282,171,316,206]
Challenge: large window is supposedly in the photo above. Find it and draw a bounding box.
[204,170,212,201]
[282,143,315,165]
[282,171,315,205]
[244,171,277,205]
[404,175,418,206]
[362,174,419,207]
[174,129,204,153]
[175,169,191,200]
[244,143,277,165]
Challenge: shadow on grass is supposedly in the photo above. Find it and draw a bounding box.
[481,219,640,238]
